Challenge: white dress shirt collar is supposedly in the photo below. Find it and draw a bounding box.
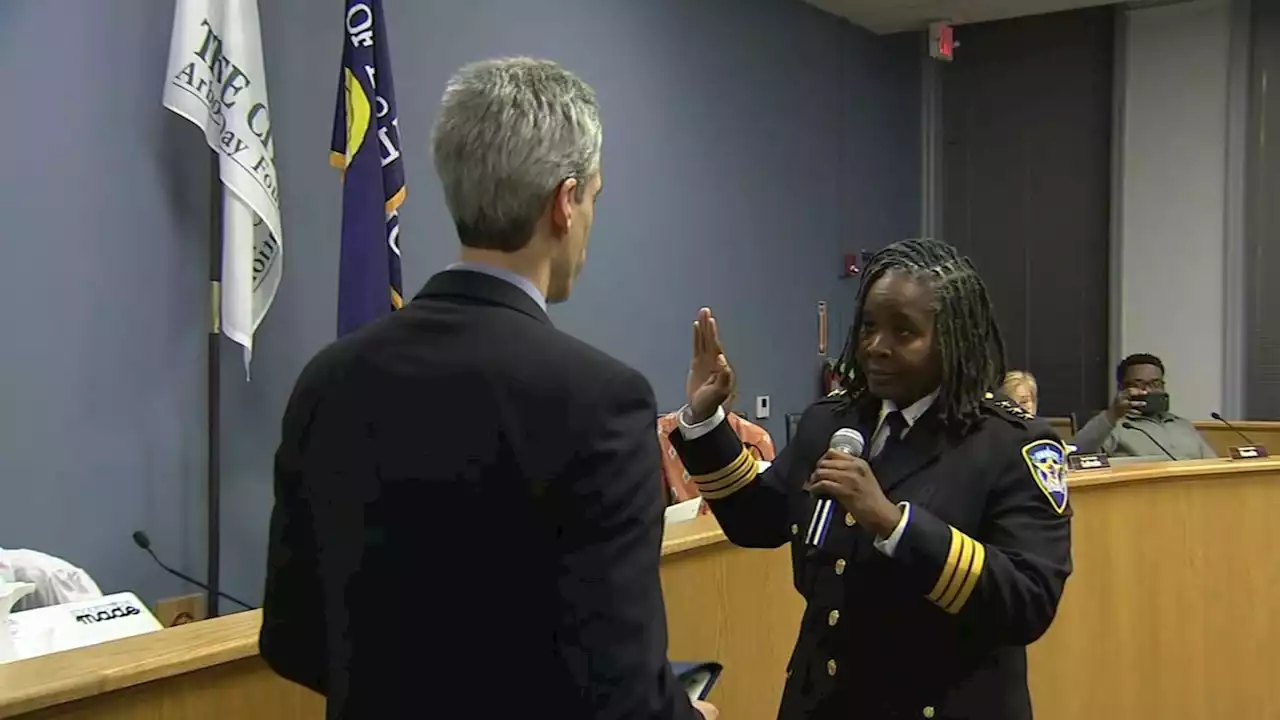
[446,262,548,312]
[878,387,941,430]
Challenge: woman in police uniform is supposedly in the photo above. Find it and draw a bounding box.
[669,238,1071,720]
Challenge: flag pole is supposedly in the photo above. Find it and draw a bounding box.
[207,154,223,618]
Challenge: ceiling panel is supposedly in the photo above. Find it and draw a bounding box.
[805,0,1122,34]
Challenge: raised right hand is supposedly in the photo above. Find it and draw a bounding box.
[686,308,735,423]
[1107,387,1146,423]
[693,699,720,720]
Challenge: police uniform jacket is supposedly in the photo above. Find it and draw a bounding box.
[669,391,1072,720]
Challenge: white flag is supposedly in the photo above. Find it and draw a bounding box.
[164,0,282,373]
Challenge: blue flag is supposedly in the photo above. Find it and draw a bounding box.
[331,0,405,336]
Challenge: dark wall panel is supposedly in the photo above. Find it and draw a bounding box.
[941,7,1115,419]
[1244,2,1280,419]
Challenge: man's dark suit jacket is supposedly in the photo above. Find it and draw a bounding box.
[260,269,697,720]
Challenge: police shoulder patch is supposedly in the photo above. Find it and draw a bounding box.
[1021,439,1068,514]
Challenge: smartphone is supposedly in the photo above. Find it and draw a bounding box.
[672,661,723,701]
[1139,391,1169,416]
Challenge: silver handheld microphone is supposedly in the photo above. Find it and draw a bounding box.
[829,428,866,457]
[806,428,866,547]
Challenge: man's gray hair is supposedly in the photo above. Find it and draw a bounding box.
[431,57,602,252]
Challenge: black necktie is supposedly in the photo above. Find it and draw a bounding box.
[877,410,909,459]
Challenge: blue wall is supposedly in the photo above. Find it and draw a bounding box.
[0,0,920,605]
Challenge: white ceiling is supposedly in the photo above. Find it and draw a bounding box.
[804,0,1123,34]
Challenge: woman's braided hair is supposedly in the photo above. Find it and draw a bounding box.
[832,238,1007,430]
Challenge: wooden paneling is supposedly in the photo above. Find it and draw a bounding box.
[11,658,322,720]
[0,608,322,720]
[1029,458,1280,719]
[661,515,803,720]
[1194,420,1280,457]
[1047,417,1280,457]
[1046,416,1074,441]
[0,514,802,720]
[13,457,1280,720]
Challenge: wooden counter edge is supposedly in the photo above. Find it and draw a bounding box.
[661,512,730,556]
[1068,457,1280,489]
[10,458,1277,717]
[0,516,732,718]
[0,608,263,718]
[1192,419,1280,433]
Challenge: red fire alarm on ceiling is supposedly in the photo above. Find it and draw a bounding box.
[929,21,955,62]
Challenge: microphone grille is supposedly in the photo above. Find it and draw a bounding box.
[131,531,151,550]
[829,428,866,455]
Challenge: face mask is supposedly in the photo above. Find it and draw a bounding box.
[1139,391,1169,417]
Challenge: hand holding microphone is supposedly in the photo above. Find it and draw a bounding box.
[805,428,903,539]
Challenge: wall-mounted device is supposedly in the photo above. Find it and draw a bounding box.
[929,21,956,62]
[818,301,828,355]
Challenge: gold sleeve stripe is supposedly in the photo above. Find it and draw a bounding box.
[699,466,756,499]
[695,453,757,499]
[693,449,758,500]
[927,526,966,602]
[924,525,987,614]
[938,535,976,610]
[692,449,752,492]
[945,541,986,614]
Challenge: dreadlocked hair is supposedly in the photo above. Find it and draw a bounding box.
[832,238,1007,431]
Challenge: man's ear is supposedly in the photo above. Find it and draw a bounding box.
[549,177,580,236]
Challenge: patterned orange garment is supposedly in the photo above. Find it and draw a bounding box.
[656,411,777,507]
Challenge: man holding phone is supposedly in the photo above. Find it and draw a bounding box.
[1073,353,1216,460]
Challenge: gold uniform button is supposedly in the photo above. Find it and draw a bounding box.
[834,558,847,575]
[826,659,837,676]
[922,707,935,718]
[827,609,840,626]
[845,512,856,527]
[790,523,799,536]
